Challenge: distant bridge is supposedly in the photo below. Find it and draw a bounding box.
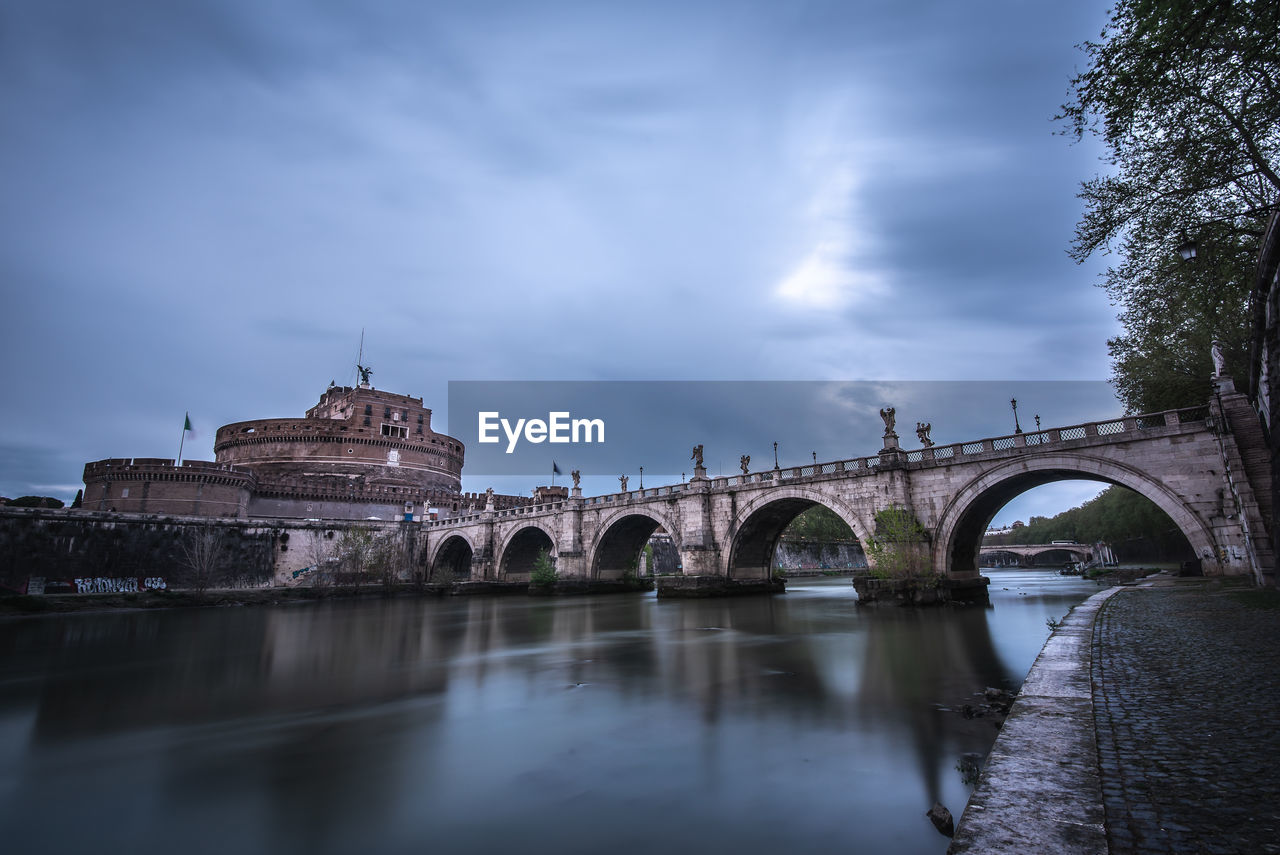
[979,543,1096,567]
[364,384,1274,593]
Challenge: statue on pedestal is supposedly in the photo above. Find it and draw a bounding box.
[879,407,896,435]
[739,454,750,475]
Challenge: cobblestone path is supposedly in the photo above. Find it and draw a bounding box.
[1092,583,1280,854]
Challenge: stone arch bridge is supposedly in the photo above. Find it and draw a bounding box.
[978,544,1095,567]
[413,391,1273,595]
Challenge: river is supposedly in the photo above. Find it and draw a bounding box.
[0,569,1102,854]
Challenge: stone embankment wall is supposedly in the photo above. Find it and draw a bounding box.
[0,508,279,593]
[774,539,868,572]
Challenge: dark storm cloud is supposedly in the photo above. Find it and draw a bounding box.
[0,0,1121,506]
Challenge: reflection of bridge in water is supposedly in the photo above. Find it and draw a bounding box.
[416,389,1273,591]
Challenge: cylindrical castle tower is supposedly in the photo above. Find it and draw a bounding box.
[212,384,463,516]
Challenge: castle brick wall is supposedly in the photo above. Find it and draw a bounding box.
[82,459,253,517]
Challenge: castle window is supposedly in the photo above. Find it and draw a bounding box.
[363,417,371,426]
[417,414,423,423]
[364,405,372,415]
[384,406,391,418]
[381,423,407,439]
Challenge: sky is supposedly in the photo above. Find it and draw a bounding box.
[0,0,1125,526]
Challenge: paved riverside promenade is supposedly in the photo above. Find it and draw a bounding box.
[950,575,1280,854]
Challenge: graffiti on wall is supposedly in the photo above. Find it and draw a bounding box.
[72,577,167,593]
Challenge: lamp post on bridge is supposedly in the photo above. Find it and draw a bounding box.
[1010,398,1023,434]
[773,441,779,469]
[638,467,643,490]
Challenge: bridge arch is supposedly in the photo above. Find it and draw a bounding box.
[1028,547,1091,565]
[724,487,871,579]
[588,506,681,579]
[980,548,1023,568]
[497,523,558,580]
[429,533,475,582]
[936,453,1213,578]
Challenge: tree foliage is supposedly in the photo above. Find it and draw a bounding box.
[780,504,858,542]
[6,496,65,508]
[1060,0,1280,412]
[865,506,930,579]
[530,549,557,587]
[986,486,1191,559]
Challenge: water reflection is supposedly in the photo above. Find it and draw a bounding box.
[0,570,1100,855]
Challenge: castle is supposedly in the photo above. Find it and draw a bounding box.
[81,377,531,521]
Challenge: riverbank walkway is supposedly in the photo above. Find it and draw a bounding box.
[950,573,1280,854]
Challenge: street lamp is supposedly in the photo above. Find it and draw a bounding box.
[773,441,779,468]
[1010,398,1022,434]
[1177,237,1198,261]
[638,466,643,490]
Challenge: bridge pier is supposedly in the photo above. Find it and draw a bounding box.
[655,574,784,598]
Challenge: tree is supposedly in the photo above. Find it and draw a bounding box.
[865,506,930,580]
[305,529,338,587]
[995,486,1192,559]
[1060,0,1280,412]
[8,495,65,508]
[780,505,858,542]
[334,527,398,586]
[530,549,557,588]
[179,528,228,593]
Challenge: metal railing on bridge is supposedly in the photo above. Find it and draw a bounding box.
[423,405,1211,524]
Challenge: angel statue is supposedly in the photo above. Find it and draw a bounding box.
[571,469,581,488]
[357,364,373,385]
[691,444,705,467]
[879,407,896,433]
[619,474,629,492]
[916,422,934,448]
[739,454,750,475]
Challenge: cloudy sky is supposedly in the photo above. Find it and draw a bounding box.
[1,0,1124,525]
